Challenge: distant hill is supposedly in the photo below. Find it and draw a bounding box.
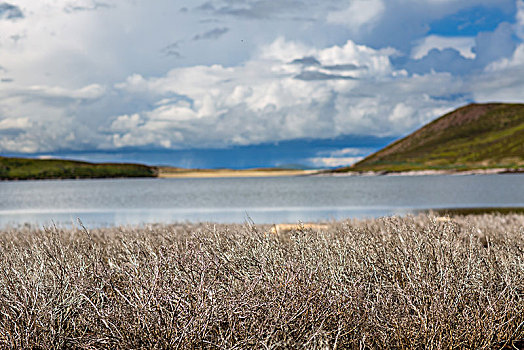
[0,156,158,180]
[337,103,524,173]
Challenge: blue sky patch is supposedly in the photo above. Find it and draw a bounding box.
[429,6,515,37]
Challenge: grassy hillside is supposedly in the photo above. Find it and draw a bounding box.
[0,156,158,180]
[341,103,524,172]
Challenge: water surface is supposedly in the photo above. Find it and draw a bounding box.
[1,174,523,227]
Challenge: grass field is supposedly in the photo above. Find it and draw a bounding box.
[0,214,523,348]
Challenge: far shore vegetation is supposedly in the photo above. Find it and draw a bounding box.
[424,206,524,216]
[0,156,317,180]
[0,156,157,180]
[0,214,523,348]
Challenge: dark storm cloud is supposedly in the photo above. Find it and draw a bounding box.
[290,57,366,71]
[0,2,23,20]
[294,71,357,81]
[323,63,362,71]
[10,34,25,43]
[199,18,222,24]
[197,0,306,20]
[197,2,215,10]
[161,42,182,58]
[193,27,229,41]
[0,127,25,136]
[289,16,317,22]
[290,56,321,66]
[64,1,113,13]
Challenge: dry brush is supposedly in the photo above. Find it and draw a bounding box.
[0,214,523,349]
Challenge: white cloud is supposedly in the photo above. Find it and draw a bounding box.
[321,147,369,157]
[308,146,374,168]
[0,81,108,153]
[110,114,142,132]
[412,35,476,59]
[473,43,524,102]
[105,37,476,151]
[516,0,524,39]
[388,103,414,123]
[1,33,514,154]
[327,0,385,33]
[0,117,31,130]
[485,43,524,72]
[24,84,106,100]
[309,156,364,168]
[107,38,408,149]
[0,0,522,157]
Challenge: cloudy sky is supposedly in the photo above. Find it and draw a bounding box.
[1,0,523,168]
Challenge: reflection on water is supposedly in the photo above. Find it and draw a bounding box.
[1,174,523,227]
[0,207,414,227]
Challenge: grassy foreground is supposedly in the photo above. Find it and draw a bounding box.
[1,214,523,348]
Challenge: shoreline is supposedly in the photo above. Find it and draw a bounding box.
[153,166,524,179]
[2,167,523,181]
[158,169,320,178]
[318,167,524,177]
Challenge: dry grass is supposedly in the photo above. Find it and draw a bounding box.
[0,214,523,349]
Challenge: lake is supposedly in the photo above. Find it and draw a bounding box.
[1,174,523,228]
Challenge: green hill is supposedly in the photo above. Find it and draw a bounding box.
[339,103,524,173]
[0,156,158,180]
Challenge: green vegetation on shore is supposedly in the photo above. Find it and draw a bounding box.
[0,157,314,180]
[0,156,157,180]
[426,207,524,216]
[338,103,524,173]
[0,214,523,348]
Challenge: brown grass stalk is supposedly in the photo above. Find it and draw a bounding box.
[0,214,522,349]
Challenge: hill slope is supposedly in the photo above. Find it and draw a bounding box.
[0,157,158,180]
[342,103,524,172]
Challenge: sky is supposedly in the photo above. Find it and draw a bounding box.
[0,0,523,168]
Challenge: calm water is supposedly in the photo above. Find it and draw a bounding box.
[0,174,523,227]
